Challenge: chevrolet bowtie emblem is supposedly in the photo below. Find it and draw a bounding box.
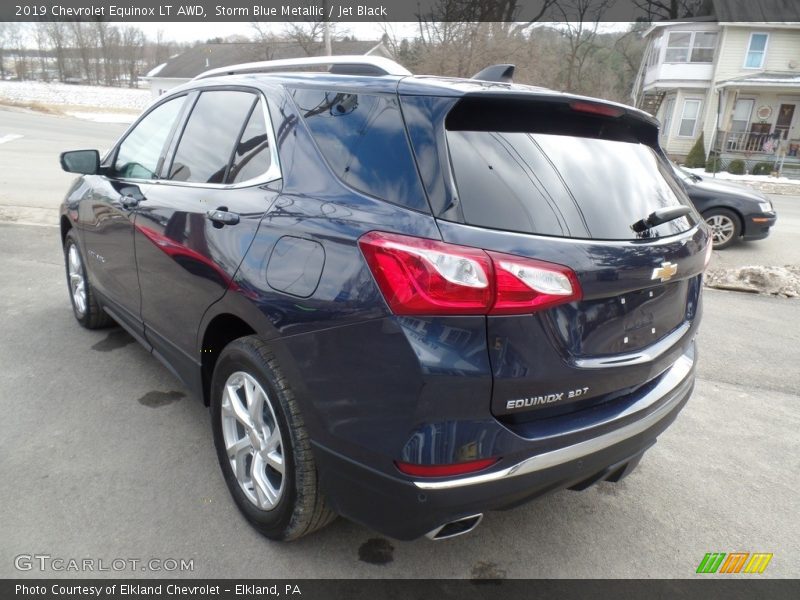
[652,262,678,282]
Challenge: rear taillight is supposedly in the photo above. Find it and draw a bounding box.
[357,231,493,315]
[358,231,582,316]
[489,252,582,314]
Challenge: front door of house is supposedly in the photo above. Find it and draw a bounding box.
[775,104,795,140]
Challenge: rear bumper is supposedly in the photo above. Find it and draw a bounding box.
[743,212,776,240]
[314,344,695,540]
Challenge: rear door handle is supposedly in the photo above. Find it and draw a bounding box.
[207,208,240,226]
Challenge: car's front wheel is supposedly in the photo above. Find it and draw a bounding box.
[63,230,113,329]
[703,208,741,250]
[210,337,336,540]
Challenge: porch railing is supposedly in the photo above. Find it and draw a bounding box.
[713,129,781,154]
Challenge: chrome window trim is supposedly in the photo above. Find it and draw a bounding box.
[113,91,281,190]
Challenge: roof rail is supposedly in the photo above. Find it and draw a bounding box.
[192,55,412,81]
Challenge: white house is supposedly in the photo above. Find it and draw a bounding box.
[632,19,800,174]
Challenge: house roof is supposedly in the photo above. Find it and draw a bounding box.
[717,72,800,88]
[149,41,390,80]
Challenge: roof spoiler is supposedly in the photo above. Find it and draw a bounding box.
[471,64,515,83]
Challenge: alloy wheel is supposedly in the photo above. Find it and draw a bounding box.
[220,371,285,510]
[67,244,87,316]
[706,214,735,246]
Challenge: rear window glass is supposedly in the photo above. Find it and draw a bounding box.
[290,89,428,212]
[446,100,694,240]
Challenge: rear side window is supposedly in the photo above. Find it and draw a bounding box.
[290,89,428,212]
[229,101,271,183]
[169,90,257,184]
[445,98,695,240]
[114,96,185,179]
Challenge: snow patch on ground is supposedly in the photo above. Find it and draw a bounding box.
[0,81,150,111]
[706,265,800,298]
[683,167,798,185]
[0,134,23,144]
[683,167,800,194]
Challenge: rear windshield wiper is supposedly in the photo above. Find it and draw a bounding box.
[631,206,692,234]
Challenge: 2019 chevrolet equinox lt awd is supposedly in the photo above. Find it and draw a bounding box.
[58,57,711,541]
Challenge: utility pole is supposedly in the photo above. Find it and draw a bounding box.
[323,1,332,55]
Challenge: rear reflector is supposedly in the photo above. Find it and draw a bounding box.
[569,100,624,118]
[395,458,499,477]
[358,231,582,316]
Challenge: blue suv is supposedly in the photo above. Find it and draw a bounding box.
[59,56,710,541]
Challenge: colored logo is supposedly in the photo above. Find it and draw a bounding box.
[696,552,773,574]
[651,262,678,282]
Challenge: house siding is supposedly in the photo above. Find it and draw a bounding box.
[658,89,708,157]
[715,26,800,81]
[644,23,800,160]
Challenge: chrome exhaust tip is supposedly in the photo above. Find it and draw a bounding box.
[425,514,483,540]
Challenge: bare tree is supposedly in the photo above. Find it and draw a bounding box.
[33,23,51,81]
[552,0,615,94]
[94,20,111,85]
[282,18,346,56]
[0,23,9,80]
[121,26,145,87]
[8,23,30,80]
[154,29,170,65]
[45,22,68,82]
[632,0,713,20]
[69,21,96,84]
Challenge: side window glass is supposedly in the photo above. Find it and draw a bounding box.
[290,89,427,210]
[114,96,185,180]
[228,101,272,183]
[169,91,256,184]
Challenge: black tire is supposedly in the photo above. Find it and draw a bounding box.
[210,336,337,541]
[703,208,741,250]
[63,230,114,329]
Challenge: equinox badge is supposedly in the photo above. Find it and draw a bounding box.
[652,262,678,282]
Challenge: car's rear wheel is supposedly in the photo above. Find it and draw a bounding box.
[63,230,113,329]
[703,208,741,250]
[210,337,336,540]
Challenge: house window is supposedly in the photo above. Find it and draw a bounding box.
[647,37,662,68]
[745,33,768,69]
[664,31,718,63]
[661,97,676,140]
[730,98,754,133]
[691,33,717,62]
[678,99,702,137]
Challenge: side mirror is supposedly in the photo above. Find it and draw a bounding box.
[60,150,100,175]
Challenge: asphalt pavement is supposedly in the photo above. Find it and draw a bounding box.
[0,108,126,225]
[0,223,797,579]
